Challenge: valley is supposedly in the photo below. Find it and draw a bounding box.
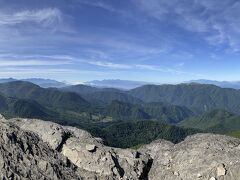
[2,0,240,179]
[1,80,240,148]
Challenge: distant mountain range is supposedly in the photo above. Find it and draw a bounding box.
[3,78,240,90]
[0,78,67,88]
[188,79,240,89]
[84,79,150,89]
[0,80,199,148]
[2,80,240,147]
[86,79,240,90]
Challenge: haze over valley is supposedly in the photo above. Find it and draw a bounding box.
[1,0,240,179]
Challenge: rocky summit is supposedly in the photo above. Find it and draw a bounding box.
[0,115,240,179]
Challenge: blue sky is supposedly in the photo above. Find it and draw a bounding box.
[0,0,240,83]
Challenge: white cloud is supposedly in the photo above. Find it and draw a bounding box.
[133,0,210,32]
[82,59,203,77]
[0,59,71,66]
[77,0,126,15]
[135,64,185,74]
[175,62,185,67]
[0,67,73,73]
[87,60,132,69]
[0,53,73,67]
[0,53,74,67]
[0,8,61,26]
[0,54,74,61]
[133,0,240,52]
[0,52,205,79]
[0,67,111,81]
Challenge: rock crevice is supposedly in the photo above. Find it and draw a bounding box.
[56,131,72,152]
[1,116,240,180]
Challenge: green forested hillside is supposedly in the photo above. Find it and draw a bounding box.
[63,84,142,105]
[0,81,91,113]
[104,101,194,123]
[62,84,101,95]
[143,102,194,124]
[105,100,150,121]
[179,109,240,134]
[227,131,240,138]
[3,81,240,148]
[0,95,56,119]
[0,94,8,111]
[86,121,199,148]
[0,81,194,124]
[82,91,142,105]
[9,99,56,119]
[129,83,240,114]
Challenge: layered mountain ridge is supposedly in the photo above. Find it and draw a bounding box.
[2,81,240,149]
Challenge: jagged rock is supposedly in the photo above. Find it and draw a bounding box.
[0,114,5,121]
[86,144,96,152]
[217,164,226,177]
[140,139,174,159]
[9,117,151,180]
[0,119,85,179]
[10,118,66,150]
[142,133,240,180]
[3,115,240,180]
[60,131,150,179]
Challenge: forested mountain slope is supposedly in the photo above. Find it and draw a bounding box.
[129,83,240,114]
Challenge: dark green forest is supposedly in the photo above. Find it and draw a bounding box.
[1,81,240,148]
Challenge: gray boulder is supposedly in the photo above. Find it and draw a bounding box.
[3,115,240,180]
[0,118,87,179]
[9,117,151,180]
[142,133,240,180]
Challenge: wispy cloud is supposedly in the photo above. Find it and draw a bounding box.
[135,64,186,75]
[133,0,240,52]
[0,8,61,26]
[76,0,127,15]
[0,67,74,73]
[133,0,210,32]
[0,60,71,66]
[1,51,205,77]
[0,54,74,60]
[0,67,111,81]
[175,62,185,67]
[87,60,132,69]
[0,54,72,66]
[82,59,203,77]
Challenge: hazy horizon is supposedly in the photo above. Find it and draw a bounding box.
[2,77,240,87]
[1,0,240,82]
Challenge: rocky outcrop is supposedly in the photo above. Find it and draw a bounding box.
[8,117,150,180]
[142,133,240,180]
[1,115,240,180]
[0,119,86,179]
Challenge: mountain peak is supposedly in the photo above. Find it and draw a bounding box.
[0,78,67,88]
[188,79,240,89]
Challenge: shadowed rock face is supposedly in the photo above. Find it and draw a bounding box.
[7,117,151,180]
[1,115,240,180]
[0,120,84,179]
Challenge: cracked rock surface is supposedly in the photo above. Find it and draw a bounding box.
[2,115,240,180]
[141,133,240,180]
[9,117,151,180]
[0,119,87,179]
